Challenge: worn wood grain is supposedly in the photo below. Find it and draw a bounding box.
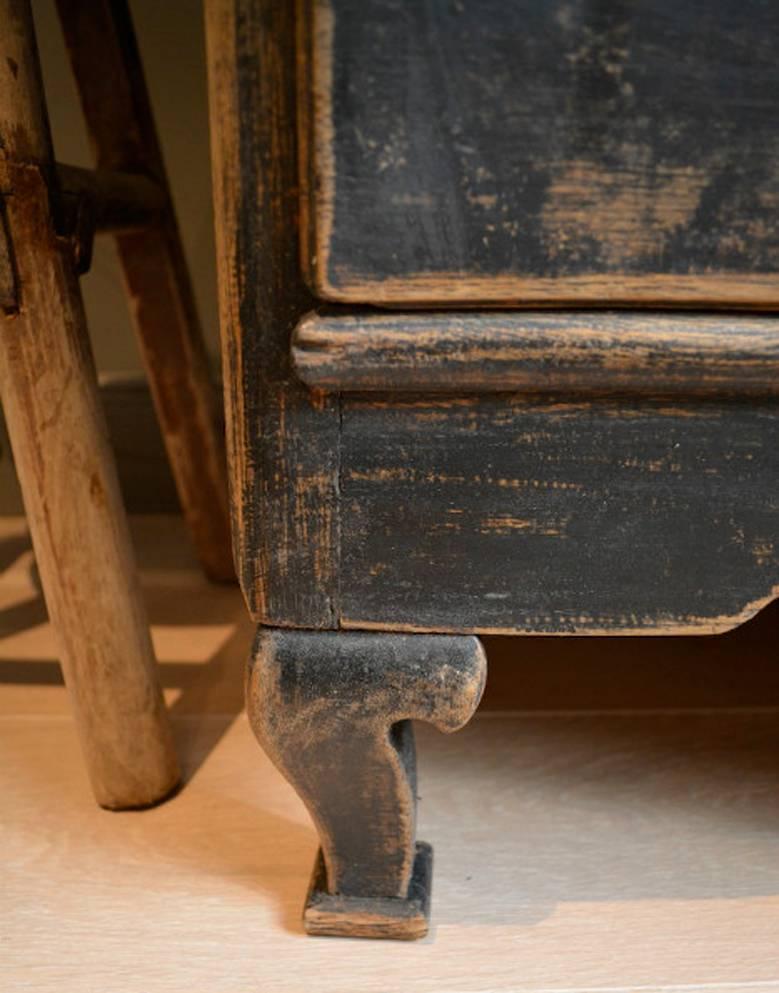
[54,164,166,231]
[205,0,340,626]
[0,209,17,313]
[0,0,178,808]
[303,843,433,940]
[338,395,779,635]
[247,628,486,937]
[293,311,779,396]
[56,0,234,582]
[301,0,779,307]
[208,0,778,635]
[54,162,167,273]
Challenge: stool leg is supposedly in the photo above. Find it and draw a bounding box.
[56,0,234,583]
[247,628,486,939]
[0,0,179,808]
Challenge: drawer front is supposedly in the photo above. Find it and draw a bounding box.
[337,395,779,635]
[285,308,779,635]
[299,0,779,307]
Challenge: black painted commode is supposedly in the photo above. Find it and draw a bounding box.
[207,0,779,941]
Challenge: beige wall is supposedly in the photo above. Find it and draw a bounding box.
[30,0,220,373]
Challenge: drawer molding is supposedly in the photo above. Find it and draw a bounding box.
[293,311,779,397]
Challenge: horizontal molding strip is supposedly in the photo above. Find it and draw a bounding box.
[292,311,779,396]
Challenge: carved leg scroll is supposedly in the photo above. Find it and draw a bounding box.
[247,629,486,939]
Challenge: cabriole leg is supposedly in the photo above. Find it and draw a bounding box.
[247,629,486,939]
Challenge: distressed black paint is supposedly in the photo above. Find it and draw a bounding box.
[292,311,779,396]
[247,628,486,937]
[339,396,779,633]
[304,0,779,302]
[209,0,340,625]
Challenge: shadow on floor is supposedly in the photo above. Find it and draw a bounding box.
[0,524,251,785]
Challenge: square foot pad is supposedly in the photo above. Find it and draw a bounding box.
[303,841,433,940]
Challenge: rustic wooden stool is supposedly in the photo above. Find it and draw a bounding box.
[205,0,779,938]
[0,0,232,809]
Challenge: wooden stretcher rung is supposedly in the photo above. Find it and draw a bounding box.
[55,161,166,232]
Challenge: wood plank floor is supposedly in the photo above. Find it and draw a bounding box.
[1,516,778,993]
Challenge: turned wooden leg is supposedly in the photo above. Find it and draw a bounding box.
[247,629,486,939]
[0,0,179,808]
[55,0,234,583]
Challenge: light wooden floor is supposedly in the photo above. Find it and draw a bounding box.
[2,516,778,993]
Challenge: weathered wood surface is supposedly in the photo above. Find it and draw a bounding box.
[54,162,167,273]
[208,0,778,638]
[205,0,340,625]
[293,311,779,396]
[301,0,779,307]
[57,0,234,582]
[338,396,779,635]
[0,0,178,808]
[55,163,167,233]
[247,628,486,938]
[0,209,17,313]
[304,843,433,940]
